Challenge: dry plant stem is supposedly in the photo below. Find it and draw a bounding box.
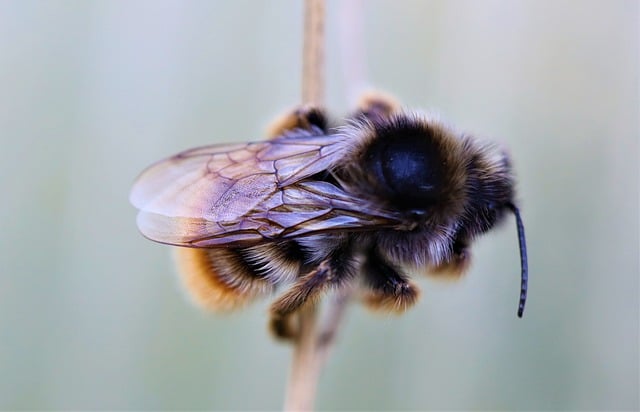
[302,0,325,105]
[283,0,327,411]
[284,304,320,412]
[285,292,352,412]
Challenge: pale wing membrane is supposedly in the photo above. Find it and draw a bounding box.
[131,132,401,247]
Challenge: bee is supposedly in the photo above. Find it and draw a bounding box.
[130,94,528,338]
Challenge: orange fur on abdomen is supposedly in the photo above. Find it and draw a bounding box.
[174,247,273,312]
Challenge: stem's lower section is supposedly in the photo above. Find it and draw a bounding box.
[283,290,352,411]
[284,305,320,412]
[284,0,328,410]
[302,0,325,105]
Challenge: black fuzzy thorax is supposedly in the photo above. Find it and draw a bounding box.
[332,113,515,267]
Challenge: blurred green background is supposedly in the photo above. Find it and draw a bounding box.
[1,0,638,410]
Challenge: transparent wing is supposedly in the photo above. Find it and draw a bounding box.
[130,131,402,247]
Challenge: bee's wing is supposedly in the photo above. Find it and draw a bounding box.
[130,131,401,247]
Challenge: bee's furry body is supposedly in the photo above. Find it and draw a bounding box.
[131,95,527,337]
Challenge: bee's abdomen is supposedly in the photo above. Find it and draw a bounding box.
[174,241,305,311]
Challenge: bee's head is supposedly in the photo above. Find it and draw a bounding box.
[459,144,516,236]
[455,142,528,318]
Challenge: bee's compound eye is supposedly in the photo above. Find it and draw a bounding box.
[368,136,445,208]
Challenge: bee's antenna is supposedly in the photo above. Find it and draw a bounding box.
[507,203,528,318]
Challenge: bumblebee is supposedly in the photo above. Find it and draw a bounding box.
[130,95,528,338]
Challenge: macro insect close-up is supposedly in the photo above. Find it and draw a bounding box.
[1,1,637,411]
[130,95,529,337]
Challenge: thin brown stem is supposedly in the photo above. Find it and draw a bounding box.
[283,1,326,411]
[301,0,325,105]
[284,290,352,412]
[284,304,320,412]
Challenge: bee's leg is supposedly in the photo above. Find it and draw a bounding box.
[350,91,401,124]
[269,258,351,341]
[426,238,471,278]
[360,247,420,313]
[269,245,358,321]
[269,312,299,341]
[265,105,328,138]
